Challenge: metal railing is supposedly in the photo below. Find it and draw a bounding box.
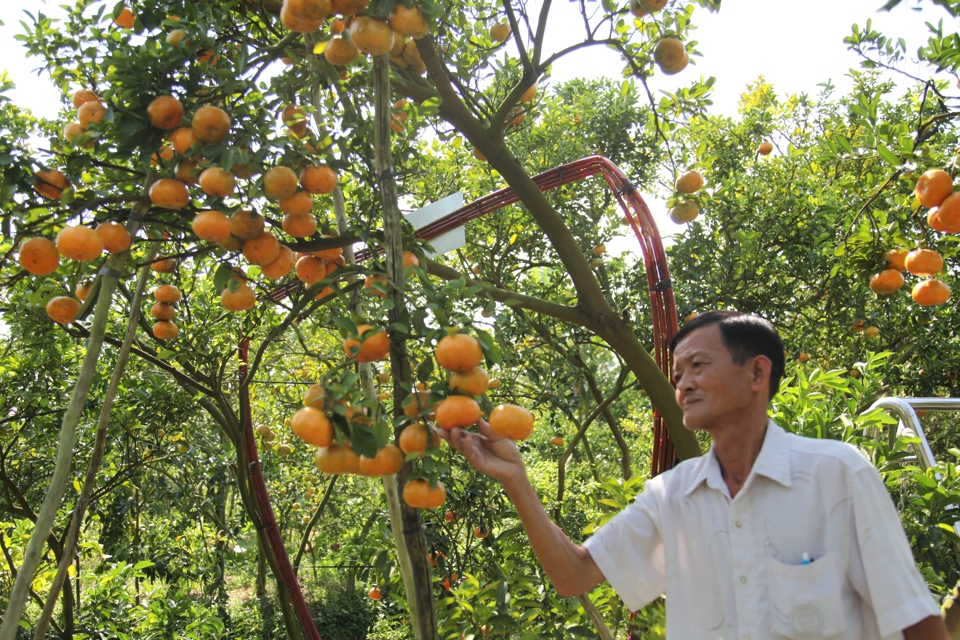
[866,396,960,538]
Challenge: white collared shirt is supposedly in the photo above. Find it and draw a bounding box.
[583,420,939,639]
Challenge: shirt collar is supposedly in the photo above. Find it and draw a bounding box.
[683,419,792,497]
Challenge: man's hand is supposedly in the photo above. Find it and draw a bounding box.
[439,418,527,487]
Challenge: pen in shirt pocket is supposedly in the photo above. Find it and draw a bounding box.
[801,553,813,565]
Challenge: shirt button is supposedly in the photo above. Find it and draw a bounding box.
[735,520,743,528]
[740,576,748,584]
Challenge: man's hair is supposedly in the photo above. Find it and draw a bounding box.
[669,310,785,400]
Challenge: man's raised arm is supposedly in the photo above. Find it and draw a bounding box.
[441,419,605,598]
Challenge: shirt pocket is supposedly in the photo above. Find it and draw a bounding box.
[767,552,846,639]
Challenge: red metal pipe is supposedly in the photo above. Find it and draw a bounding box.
[239,339,322,640]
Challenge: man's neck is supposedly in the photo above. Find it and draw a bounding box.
[709,413,770,498]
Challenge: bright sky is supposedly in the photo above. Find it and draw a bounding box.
[0,0,953,238]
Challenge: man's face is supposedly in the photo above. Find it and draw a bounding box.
[671,323,757,431]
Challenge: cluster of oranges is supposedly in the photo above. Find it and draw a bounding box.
[669,170,704,224]
[150,284,183,339]
[19,210,132,324]
[279,0,431,75]
[867,168,954,307]
[628,0,688,75]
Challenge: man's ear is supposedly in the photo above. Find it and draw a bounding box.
[750,355,772,393]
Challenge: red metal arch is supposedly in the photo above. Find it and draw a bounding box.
[237,155,679,640]
[408,155,679,474]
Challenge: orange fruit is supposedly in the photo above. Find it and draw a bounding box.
[296,255,327,284]
[343,324,390,362]
[884,248,908,271]
[174,159,200,185]
[72,89,100,109]
[198,167,236,198]
[487,378,501,390]
[282,212,318,238]
[149,178,190,210]
[368,587,382,600]
[282,105,309,137]
[669,200,699,224]
[147,95,184,130]
[114,7,136,28]
[489,22,510,42]
[292,406,333,447]
[330,17,346,34]
[280,4,322,32]
[331,0,369,14]
[56,225,103,262]
[261,245,297,279]
[165,28,188,48]
[358,444,404,476]
[364,274,388,298]
[75,282,92,302]
[242,231,281,266]
[62,122,90,147]
[324,35,361,66]
[474,526,488,538]
[34,169,70,199]
[349,16,395,55]
[402,479,445,509]
[192,210,232,242]
[299,165,338,195]
[904,248,943,277]
[45,296,80,324]
[403,251,419,270]
[169,127,199,155]
[488,403,534,440]
[869,269,904,295]
[936,192,960,232]
[550,436,564,446]
[758,141,773,156]
[654,38,687,74]
[315,443,361,474]
[449,366,488,396]
[435,333,483,372]
[387,4,428,39]
[154,284,182,304]
[78,101,107,128]
[19,237,60,276]
[152,145,175,164]
[398,423,440,456]
[434,395,481,430]
[303,383,326,409]
[153,320,179,339]
[150,302,176,320]
[313,239,342,261]
[912,279,951,306]
[263,166,299,200]
[151,257,176,273]
[279,190,314,215]
[402,390,436,417]
[96,222,131,254]
[286,0,332,21]
[221,282,256,311]
[191,105,231,143]
[676,171,704,194]
[519,84,536,102]
[914,169,953,208]
[229,209,266,240]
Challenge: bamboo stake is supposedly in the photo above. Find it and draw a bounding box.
[0,178,153,640]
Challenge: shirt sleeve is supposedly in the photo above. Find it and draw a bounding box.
[850,463,940,636]
[582,484,666,612]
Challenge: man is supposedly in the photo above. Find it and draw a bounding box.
[442,310,947,639]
